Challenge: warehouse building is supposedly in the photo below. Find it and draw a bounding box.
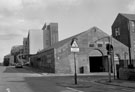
[30,26,128,74]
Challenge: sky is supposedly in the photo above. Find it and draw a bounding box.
[0,0,135,62]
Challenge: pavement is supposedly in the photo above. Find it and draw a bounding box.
[96,78,135,89]
[56,78,135,92]
[24,66,135,89]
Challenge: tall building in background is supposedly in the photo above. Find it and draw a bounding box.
[23,37,29,61]
[42,23,58,49]
[112,13,135,66]
[28,29,43,54]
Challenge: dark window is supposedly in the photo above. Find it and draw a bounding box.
[115,27,120,36]
[89,44,94,47]
[98,44,102,47]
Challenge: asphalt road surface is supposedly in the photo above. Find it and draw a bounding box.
[0,66,135,92]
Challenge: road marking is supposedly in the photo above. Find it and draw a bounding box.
[66,87,84,92]
[6,88,10,92]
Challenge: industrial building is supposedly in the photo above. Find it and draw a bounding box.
[30,27,128,74]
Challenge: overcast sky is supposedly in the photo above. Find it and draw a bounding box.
[0,0,135,62]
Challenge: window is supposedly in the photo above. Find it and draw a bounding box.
[98,44,103,47]
[115,27,120,36]
[89,44,94,47]
[129,21,135,32]
[97,41,103,47]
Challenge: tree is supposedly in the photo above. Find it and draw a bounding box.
[3,58,9,66]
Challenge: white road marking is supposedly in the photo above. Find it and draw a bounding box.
[6,88,10,92]
[66,87,84,92]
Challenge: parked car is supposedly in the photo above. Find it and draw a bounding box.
[24,62,30,66]
[15,63,23,68]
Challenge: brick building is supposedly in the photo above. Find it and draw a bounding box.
[30,27,128,74]
[112,13,135,66]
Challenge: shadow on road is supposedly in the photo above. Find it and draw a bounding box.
[3,66,45,74]
[7,76,64,92]
[6,75,110,92]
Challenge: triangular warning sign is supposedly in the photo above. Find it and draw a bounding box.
[71,40,78,47]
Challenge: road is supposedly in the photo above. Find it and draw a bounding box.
[0,66,135,92]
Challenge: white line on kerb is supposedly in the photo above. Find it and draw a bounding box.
[66,87,84,92]
[6,88,10,92]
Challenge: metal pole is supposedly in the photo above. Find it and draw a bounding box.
[129,47,132,65]
[108,54,111,82]
[128,27,132,65]
[108,37,111,82]
[112,50,115,79]
[74,52,77,84]
[110,36,115,79]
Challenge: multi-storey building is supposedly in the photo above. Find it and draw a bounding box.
[42,23,58,49]
[112,13,135,66]
[28,29,43,55]
[23,37,29,61]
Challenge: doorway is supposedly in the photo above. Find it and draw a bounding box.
[89,56,104,72]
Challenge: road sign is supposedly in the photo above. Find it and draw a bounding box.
[71,48,79,52]
[71,40,78,48]
[71,39,79,52]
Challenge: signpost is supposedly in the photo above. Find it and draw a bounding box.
[71,38,79,85]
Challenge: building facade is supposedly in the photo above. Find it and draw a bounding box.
[3,54,14,66]
[42,23,58,49]
[30,27,128,74]
[28,29,43,54]
[23,37,29,61]
[112,13,135,66]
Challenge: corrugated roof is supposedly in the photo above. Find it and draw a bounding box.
[120,13,135,20]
